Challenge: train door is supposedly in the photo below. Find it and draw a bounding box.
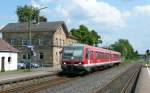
[86,49,90,64]
[90,51,94,64]
[1,57,5,72]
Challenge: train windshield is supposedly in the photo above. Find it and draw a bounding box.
[63,46,83,60]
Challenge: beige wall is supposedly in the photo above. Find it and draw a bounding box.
[2,25,79,67]
[66,38,78,45]
[53,26,66,66]
[53,26,67,46]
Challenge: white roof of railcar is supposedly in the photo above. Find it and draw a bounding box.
[63,44,121,55]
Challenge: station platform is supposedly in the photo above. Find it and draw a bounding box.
[135,64,150,93]
[0,67,60,84]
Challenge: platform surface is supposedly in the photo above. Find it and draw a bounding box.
[0,67,60,84]
[135,64,150,93]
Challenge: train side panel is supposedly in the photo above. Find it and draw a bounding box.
[61,44,121,74]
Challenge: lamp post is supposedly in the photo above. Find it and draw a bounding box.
[28,7,48,69]
[37,7,48,24]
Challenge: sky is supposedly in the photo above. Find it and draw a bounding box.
[0,0,150,53]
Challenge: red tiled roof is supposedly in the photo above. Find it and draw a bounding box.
[0,39,18,52]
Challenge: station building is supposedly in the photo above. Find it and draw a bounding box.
[0,21,78,67]
[0,39,18,72]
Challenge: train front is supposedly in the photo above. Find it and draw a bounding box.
[61,45,85,74]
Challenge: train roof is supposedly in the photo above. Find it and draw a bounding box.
[63,44,121,55]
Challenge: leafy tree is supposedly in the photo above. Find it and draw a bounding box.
[70,25,101,46]
[16,5,47,23]
[145,49,150,60]
[39,16,47,22]
[146,49,150,56]
[110,39,136,59]
[134,50,139,56]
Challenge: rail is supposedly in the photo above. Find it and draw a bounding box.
[95,62,142,93]
[0,75,80,93]
[0,72,56,90]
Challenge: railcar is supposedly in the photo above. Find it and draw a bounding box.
[61,44,121,74]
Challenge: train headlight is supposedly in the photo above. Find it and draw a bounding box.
[63,62,66,64]
[79,62,82,64]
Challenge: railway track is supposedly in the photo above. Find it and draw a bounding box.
[0,62,142,93]
[0,74,80,93]
[0,65,119,93]
[38,62,136,93]
[95,62,142,93]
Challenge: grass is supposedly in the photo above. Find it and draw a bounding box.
[22,69,32,72]
[145,61,150,64]
[123,58,139,64]
[0,69,32,75]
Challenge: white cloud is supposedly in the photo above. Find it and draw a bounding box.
[73,0,125,27]
[54,5,71,23]
[31,0,53,8]
[29,0,150,53]
[30,0,150,27]
[135,5,150,15]
[123,5,150,19]
[31,0,126,27]
[0,25,4,30]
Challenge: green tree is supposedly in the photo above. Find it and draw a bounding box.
[110,39,136,59]
[146,49,150,56]
[145,49,150,60]
[70,25,101,46]
[90,30,102,46]
[39,16,47,22]
[16,5,47,23]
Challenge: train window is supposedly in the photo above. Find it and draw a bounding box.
[63,46,83,60]
[96,52,104,59]
[103,53,106,58]
[97,52,100,58]
[113,54,119,58]
[106,53,110,58]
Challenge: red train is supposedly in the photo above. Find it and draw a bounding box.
[61,44,121,74]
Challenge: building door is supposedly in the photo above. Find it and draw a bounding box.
[1,57,5,72]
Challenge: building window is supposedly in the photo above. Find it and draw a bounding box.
[8,57,11,63]
[1,57,5,62]
[63,40,65,46]
[22,40,28,46]
[38,39,42,46]
[10,40,15,45]
[11,37,20,45]
[56,52,58,62]
[56,38,58,46]
[27,54,31,59]
[40,53,44,59]
[22,55,26,59]
[60,39,61,46]
[39,39,44,46]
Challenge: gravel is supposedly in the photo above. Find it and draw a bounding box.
[38,63,133,93]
